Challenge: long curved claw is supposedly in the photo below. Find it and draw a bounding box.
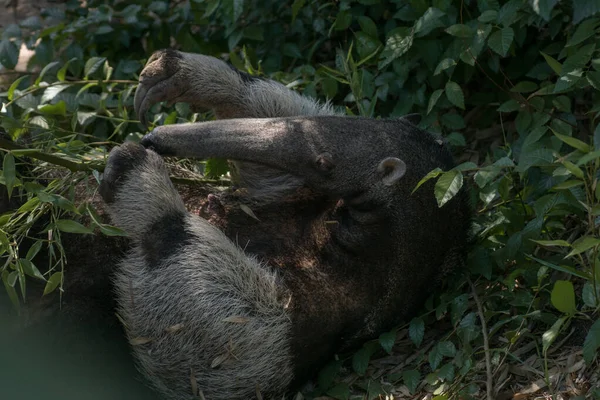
[134,50,184,127]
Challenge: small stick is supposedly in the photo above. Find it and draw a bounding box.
[470,278,494,400]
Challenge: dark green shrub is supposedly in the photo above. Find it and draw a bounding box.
[1,0,599,398]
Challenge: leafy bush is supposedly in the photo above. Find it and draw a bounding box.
[1,0,599,398]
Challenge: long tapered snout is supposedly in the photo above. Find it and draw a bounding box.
[139,115,453,197]
[140,116,403,191]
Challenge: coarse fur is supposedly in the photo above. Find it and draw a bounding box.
[104,149,292,399]
[3,49,470,400]
[135,49,337,201]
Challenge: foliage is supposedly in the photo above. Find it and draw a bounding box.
[1,0,600,398]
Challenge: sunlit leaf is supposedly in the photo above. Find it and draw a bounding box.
[551,280,577,315]
[43,271,62,295]
[55,219,93,234]
[542,316,567,354]
[434,170,463,207]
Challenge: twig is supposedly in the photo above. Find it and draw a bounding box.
[0,137,101,172]
[0,137,228,186]
[470,278,494,400]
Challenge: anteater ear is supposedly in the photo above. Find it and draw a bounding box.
[377,157,406,186]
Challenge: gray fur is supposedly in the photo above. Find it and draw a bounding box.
[99,50,470,400]
[134,50,338,200]
[105,148,293,400]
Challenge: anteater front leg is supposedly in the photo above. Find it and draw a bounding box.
[99,142,293,400]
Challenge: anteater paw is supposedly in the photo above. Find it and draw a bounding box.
[100,142,149,204]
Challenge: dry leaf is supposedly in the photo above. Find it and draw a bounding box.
[130,336,153,346]
[211,353,229,368]
[165,323,185,333]
[240,204,260,221]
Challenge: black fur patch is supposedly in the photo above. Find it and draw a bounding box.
[141,212,192,269]
[100,143,148,204]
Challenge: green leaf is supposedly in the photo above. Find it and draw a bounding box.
[551,129,591,153]
[542,316,567,354]
[510,81,538,93]
[379,27,413,69]
[43,271,62,295]
[409,317,425,347]
[84,57,107,78]
[291,0,305,22]
[434,170,464,207]
[17,197,39,213]
[205,158,229,179]
[445,24,473,38]
[583,319,600,364]
[2,270,20,311]
[437,363,455,381]
[99,225,128,237]
[562,160,585,179]
[438,341,456,357]
[7,75,29,101]
[352,347,372,375]
[402,369,420,394]
[413,167,443,193]
[55,220,93,234]
[326,383,350,400]
[573,0,600,24]
[594,124,600,151]
[497,99,521,112]
[26,240,44,261]
[566,18,599,47]
[577,151,600,168]
[528,254,591,280]
[41,84,71,104]
[567,236,600,257]
[414,7,446,37]
[434,58,456,75]
[19,259,44,280]
[588,70,600,90]
[531,239,571,247]
[358,16,378,38]
[540,51,562,75]
[487,27,514,57]
[37,100,67,116]
[582,282,600,308]
[554,69,583,93]
[552,180,584,190]
[429,343,443,370]
[445,81,464,109]
[34,61,61,85]
[0,39,19,69]
[427,89,444,114]
[334,10,352,31]
[478,10,498,22]
[379,330,396,354]
[57,57,77,81]
[317,360,341,390]
[562,44,595,74]
[530,0,558,21]
[551,280,577,315]
[3,153,16,198]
